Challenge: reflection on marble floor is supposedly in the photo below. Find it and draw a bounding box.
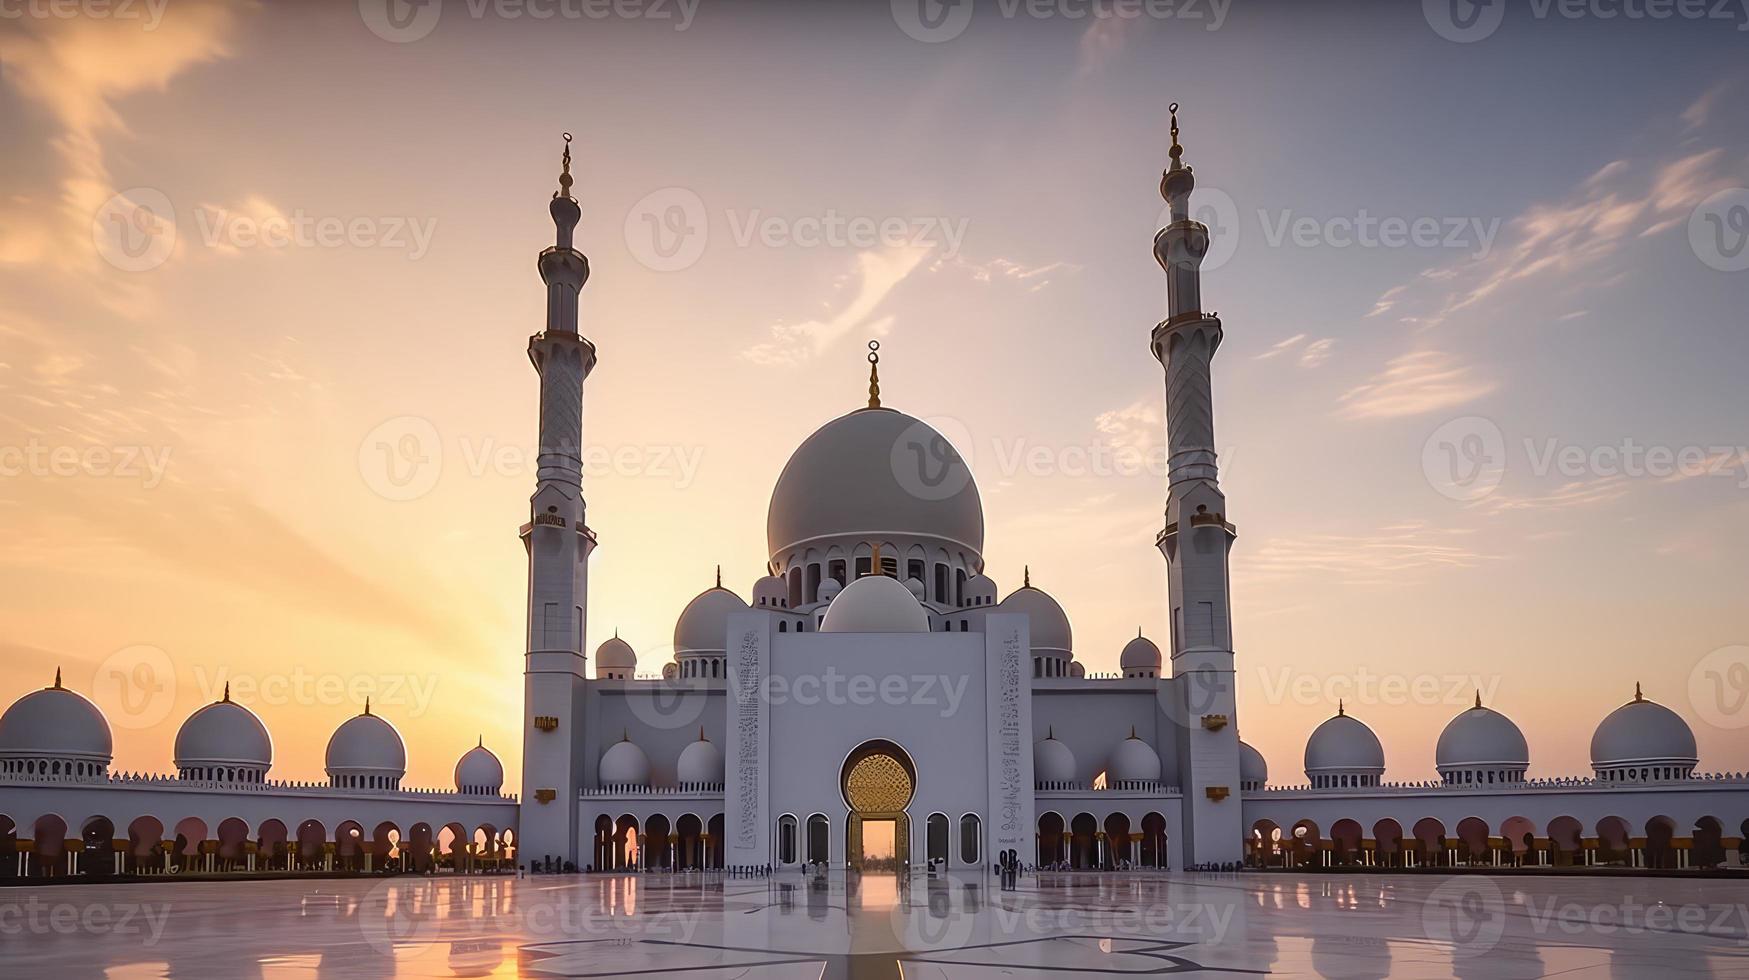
[5,870,1749,979]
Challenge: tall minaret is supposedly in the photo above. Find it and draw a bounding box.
[520,134,598,865]
[1151,105,1242,864]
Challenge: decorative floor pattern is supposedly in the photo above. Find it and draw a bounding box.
[4,870,1748,978]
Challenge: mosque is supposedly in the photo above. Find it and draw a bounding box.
[2,116,1746,879]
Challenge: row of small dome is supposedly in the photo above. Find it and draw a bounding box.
[0,673,504,795]
[1028,686,1702,791]
[602,568,1137,675]
[1288,685,1698,787]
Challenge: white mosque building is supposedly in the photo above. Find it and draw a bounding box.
[2,116,1746,878]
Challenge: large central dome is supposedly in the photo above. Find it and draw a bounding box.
[767,407,984,561]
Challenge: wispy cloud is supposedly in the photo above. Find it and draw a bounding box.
[1337,350,1496,419]
[1475,474,1632,515]
[1240,521,1498,588]
[1255,333,1336,368]
[940,254,1080,293]
[741,244,931,365]
[1360,78,1742,333]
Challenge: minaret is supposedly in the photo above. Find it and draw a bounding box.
[520,133,598,865]
[1151,104,1242,864]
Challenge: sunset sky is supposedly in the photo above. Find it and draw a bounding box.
[2,1,1747,790]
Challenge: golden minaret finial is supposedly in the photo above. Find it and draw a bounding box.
[556,132,575,200]
[866,340,882,408]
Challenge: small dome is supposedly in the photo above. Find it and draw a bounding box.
[963,574,997,607]
[174,692,272,771]
[677,730,725,785]
[595,633,637,670]
[1304,706,1385,777]
[820,574,930,633]
[1239,738,1268,787]
[1034,730,1077,784]
[1436,697,1529,772]
[454,740,503,793]
[817,577,843,602]
[1590,685,1697,773]
[1068,661,1085,678]
[752,574,788,608]
[661,662,679,680]
[1108,728,1162,784]
[0,674,113,765]
[998,578,1072,655]
[673,582,748,654]
[325,706,407,776]
[904,576,926,599]
[1120,632,1161,670]
[599,735,651,787]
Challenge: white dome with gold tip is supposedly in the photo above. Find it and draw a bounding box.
[0,671,112,772]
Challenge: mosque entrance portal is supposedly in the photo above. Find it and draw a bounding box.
[842,740,914,871]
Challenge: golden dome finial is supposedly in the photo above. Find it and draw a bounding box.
[364,696,372,716]
[1024,565,1031,588]
[556,132,575,201]
[866,340,882,408]
[1474,690,1482,710]
[52,667,62,690]
[869,541,884,576]
[1634,682,1644,702]
[1338,699,1345,717]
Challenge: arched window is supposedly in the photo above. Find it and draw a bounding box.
[959,814,981,865]
[927,813,949,866]
[806,814,829,864]
[778,815,797,864]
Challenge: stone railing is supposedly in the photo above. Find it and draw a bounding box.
[0,770,516,801]
[1250,771,1749,795]
[1036,782,1182,795]
[581,783,725,798]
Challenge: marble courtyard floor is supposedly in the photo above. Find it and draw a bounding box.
[3,870,1748,978]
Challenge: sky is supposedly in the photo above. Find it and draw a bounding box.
[1,0,1747,791]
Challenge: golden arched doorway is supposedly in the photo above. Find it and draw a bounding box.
[842,740,914,871]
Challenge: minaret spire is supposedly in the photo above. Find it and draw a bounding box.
[866,340,882,408]
[555,132,574,201]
